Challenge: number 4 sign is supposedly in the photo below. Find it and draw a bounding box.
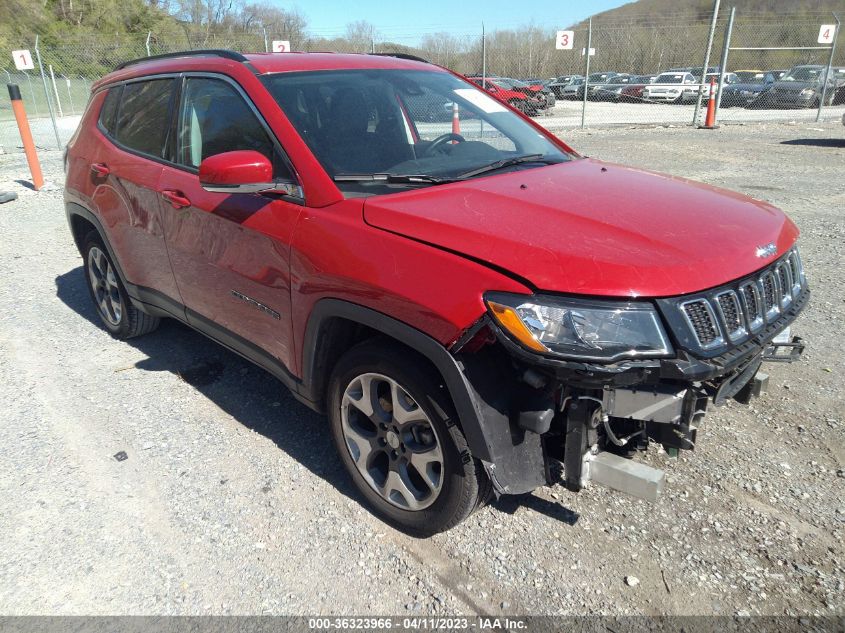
[818,25,836,44]
[555,31,574,50]
[272,40,291,53]
[12,50,35,71]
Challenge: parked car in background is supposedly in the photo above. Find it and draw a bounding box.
[466,76,545,115]
[643,72,698,103]
[548,75,582,99]
[561,76,585,99]
[508,78,557,109]
[619,75,658,102]
[587,74,638,101]
[494,77,554,111]
[721,72,776,107]
[699,72,738,102]
[576,71,621,100]
[755,65,843,108]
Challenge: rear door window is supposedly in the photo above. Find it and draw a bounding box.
[114,79,175,158]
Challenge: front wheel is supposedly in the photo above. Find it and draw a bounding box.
[328,340,489,536]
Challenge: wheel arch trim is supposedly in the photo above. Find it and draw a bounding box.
[301,298,493,462]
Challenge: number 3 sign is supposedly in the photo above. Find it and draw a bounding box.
[12,50,35,71]
[555,31,574,50]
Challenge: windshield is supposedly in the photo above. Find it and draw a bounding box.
[656,74,684,84]
[781,67,825,82]
[262,69,571,194]
[587,73,613,83]
[735,71,767,83]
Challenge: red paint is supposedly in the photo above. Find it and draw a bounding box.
[66,51,800,386]
[199,150,273,187]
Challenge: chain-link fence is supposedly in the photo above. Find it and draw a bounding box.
[2,8,844,154]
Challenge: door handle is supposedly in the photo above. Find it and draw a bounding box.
[90,162,110,177]
[161,189,191,209]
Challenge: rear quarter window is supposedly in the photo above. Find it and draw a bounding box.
[114,79,175,158]
[98,85,122,134]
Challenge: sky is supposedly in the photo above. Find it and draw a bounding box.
[290,0,633,41]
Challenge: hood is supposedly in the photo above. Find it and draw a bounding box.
[363,159,799,298]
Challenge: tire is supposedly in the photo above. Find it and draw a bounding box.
[327,339,489,536]
[82,231,160,339]
[508,98,526,114]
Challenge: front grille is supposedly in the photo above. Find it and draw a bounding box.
[658,246,807,355]
[761,271,778,314]
[716,292,744,339]
[681,300,720,346]
[776,263,792,308]
[740,282,763,331]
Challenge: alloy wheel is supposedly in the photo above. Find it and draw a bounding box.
[87,246,122,326]
[340,372,444,510]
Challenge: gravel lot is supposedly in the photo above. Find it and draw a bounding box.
[0,120,843,617]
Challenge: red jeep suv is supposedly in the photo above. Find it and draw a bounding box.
[65,50,808,536]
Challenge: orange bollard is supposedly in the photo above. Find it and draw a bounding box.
[700,78,718,130]
[7,83,44,190]
[451,101,461,141]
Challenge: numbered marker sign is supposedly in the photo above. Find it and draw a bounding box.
[555,31,574,50]
[818,25,836,44]
[12,49,34,71]
[272,40,291,53]
[581,47,596,57]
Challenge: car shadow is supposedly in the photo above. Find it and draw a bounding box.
[55,265,580,531]
[780,138,845,148]
[55,265,355,501]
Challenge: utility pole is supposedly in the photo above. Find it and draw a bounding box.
[581,17,592,129]
[693,0,720,125]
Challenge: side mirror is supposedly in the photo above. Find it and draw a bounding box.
[199,150,301,198]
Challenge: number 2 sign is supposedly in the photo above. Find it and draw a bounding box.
[818,25,836,44]
[12,50,35,71]
[272,40,291,53]
[555,31,574,50]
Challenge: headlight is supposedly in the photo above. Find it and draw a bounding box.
[800,88,816,96]
[485,293,673,362]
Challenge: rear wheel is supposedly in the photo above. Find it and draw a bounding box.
[82,231,160,339]
[328,340,488,536]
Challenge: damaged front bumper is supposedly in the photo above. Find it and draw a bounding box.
[453,282,809,503]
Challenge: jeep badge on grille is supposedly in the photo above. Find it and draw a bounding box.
[756,242,777,258]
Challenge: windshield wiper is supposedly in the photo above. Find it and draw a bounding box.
[456,154,558,179]
[333,173,460,184]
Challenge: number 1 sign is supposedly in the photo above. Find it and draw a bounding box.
[555,31,574,50]
[12,50,35,71]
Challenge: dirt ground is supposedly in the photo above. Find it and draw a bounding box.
[0,120,843,617]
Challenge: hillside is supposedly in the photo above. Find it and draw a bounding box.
[574,0,845,26]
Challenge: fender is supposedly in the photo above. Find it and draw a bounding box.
[301,298,494,463]
[66,202,184,320]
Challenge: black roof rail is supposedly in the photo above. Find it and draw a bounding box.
[370,52,430,64]
[114,49,249,72]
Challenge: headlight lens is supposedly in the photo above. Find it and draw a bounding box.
[486,293,673,362]
[800,88,816,96]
